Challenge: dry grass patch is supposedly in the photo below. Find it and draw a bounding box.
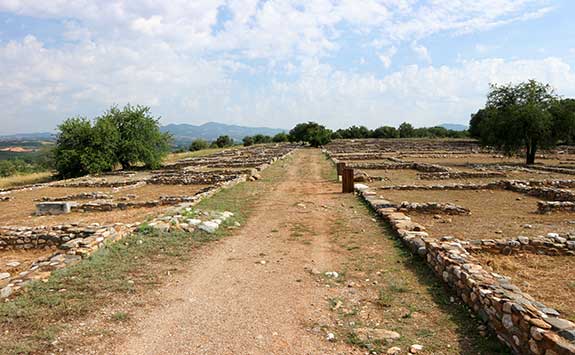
[0,172,53,189]
[475,253,575,322]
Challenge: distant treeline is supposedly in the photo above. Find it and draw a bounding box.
[187,122,467,151]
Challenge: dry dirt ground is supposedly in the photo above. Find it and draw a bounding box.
[58,149,503,355]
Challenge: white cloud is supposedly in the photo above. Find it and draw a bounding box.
[378,46,397,68]
[410,42,431,64]
[0,0,568,133]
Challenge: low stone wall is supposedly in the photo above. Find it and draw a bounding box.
[37,191,112,201]
[537,201,575,214]
[148,171,240,185]
[417,171,506,180]
[0,224,100,250]
[507,182,575,202]
[397,201,471,215]
[356,185,575,354]
[465,234,575,256]
[347,161,450,172]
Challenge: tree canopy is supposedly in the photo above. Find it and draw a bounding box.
[470,80,573,164]
[53,105,171,178]
[288,122,332,147]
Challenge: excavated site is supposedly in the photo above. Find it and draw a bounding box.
[325,138,575,355]
[0,143,297,299]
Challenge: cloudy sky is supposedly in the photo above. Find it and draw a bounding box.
[1,0,574,134]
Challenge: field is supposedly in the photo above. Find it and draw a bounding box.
[325,138,575,354]
[2,139,575,355]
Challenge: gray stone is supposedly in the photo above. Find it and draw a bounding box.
[0,285,13,298]
[0,272,10,280]
[35,202,75,215]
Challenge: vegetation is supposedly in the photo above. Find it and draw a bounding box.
[470,80,575,164]
[53,105,171,178]
[211,135,234,148]
[289,122,333,147]
[0,157,51,178]
[189,139,209,151]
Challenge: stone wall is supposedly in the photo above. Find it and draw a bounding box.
[37,191,112,201]
[537,201,575,214]
[397,201,471,215]
[417,171,506,180]
[0,224,100,250]
[464,234,575,256]
[356,185,575,354]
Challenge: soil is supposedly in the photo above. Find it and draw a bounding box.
[56,149,503,355]
[381,189,575,240]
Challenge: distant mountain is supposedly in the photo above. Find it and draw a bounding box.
[439,123,468,131]
[0,132,55,141]
[161,122,285,144]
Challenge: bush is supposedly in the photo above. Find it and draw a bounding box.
[189,139,209,151]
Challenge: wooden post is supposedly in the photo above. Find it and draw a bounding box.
[336,162,346,176]
[342,168,354,193]
[336,162,346,182]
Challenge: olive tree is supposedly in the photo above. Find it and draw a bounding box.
[474,80,561,164]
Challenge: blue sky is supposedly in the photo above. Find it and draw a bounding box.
[0,0,574,134]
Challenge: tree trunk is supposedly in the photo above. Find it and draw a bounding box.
[526,142,537,165]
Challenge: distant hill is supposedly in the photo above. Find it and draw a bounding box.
[161,122,285,144]
[0,132,55,141]
[439,123,468,131]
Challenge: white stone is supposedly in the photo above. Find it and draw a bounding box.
[0,272,10,280]
[326,332,335,341]
[199,221,219,234]
[187,219,202,226]
[5,262,20,268]
[354,183,369,191]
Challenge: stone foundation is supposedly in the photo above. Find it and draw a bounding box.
[356,185,575,354]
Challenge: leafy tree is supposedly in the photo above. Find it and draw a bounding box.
[272,132,289,142]
[372,126,399,138]
[469,109,490,139]
[550,98,575,144]
[289,122,332,147]
[242,136,254,146]
[189,139,209,151]
[398,122,415,138]
[475,80,561,164]
[214,135,234,148]
[53,117,118,178]
[336,125,372,139]
[103,104,171,169]
[253,134,272,144]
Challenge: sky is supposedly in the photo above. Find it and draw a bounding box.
[1,0,575,134]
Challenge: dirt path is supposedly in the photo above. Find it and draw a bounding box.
[69,149,504,355]
[105,149,361,355]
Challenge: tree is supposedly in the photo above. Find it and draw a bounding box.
[253,134,272,144]
[475,80,561,164]
[288,122,332,147]
[272,132,289,142]
[53,117,118,178]
[336,125,372,139]
[398,122,415,138]
[469,109,490,139]
[214,135,234,148]
[372,126,398,138]
[242,136,254,146]
[189,139,209,151]
[103,104,171,169]
[550,98,575,144]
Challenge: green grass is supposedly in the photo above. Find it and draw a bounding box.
[0,153,288,355]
